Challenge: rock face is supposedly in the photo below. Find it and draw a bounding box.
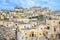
[0,25,16,40]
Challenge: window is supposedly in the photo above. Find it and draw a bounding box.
[32,32,34,37]
[40,33,41,35]
[54,28,56,32]
[49,17,51,20]
[24,26,26,28]
[15,24,17,26]
[47,26,50,30]
[7,25,8,26]
[41,28,42,29]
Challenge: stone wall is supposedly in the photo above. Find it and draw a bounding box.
[0,25,16,40]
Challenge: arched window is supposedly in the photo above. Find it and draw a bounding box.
[32,32,34,37]
[49,17,51,20]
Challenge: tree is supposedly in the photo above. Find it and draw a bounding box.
[59,21,60,28]
[14,6,23,9]
[14,6,24,13]
[37,15,44,21]
[59,21,60,24]
[6,11,9,14]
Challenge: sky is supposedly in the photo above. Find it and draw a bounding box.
[0,0,60,11]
